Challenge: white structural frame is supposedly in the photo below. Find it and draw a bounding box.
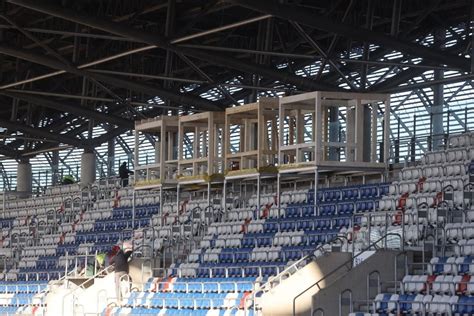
[278,91,390,173]
[177,111,225,184]
[134,116,179,189]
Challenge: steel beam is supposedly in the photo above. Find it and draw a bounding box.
[0,118,84,148]
[391,0,402,36]
[0,12,271,90]
[0,144,20,159]
[229,0,470,71]
[0,44,222,111]
[0,24,133,41]
[471,1,474,73]
[7,0,339,92]
[6,89,182,110]
[181,44,452,70]
[290,22,357,90]
[0,90,134,128]
[432,29,445,149]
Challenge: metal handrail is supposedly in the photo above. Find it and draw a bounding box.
[292,232,402,316]
[119,273,131,300]
[61,264,115,315]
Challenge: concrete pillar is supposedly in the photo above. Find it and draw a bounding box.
[80,150,96,187]
[17,160,32,196]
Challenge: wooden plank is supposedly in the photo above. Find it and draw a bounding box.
[280,143,316,150]
[354,98,364,162]
[383,98,391,163]
[208,112,215,174]
[315,92,322,164]
[370,104,377,163]
[280,91,319,105]
[320,91,389,102]
[225,102,259,114]
[179,111,210,122]
[179,157,208,164]
[135,163,161,171]
[227,150,259,157]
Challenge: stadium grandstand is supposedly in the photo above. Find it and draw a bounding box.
[0,0,472,315]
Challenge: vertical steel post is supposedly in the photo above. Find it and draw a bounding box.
[132,189,136,233]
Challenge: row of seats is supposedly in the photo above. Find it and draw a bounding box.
[399,162,468,182]
[103,307,254,315]
[374,293,472,314]
[402,274,474,294]
[144,277,255,293]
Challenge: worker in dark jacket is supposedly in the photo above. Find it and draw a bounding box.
[119,162,134,187]
[110,242,133,302]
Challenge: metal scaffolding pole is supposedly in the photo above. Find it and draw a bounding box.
[432,28,445,150]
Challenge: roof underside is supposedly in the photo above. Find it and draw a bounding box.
[0,0,471,160]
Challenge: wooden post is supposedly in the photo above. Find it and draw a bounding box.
[160,121,165,181]
[355,98,364,162]
[208,113,214,175]
[178,121,184,176]
[371,104,378,163]
[258,103,264,169]
[278,103,284,165]
[224,113,229,171]
[383,98,391,164]
[315,93,322,164]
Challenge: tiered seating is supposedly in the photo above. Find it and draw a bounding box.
[149,197,222,251]
[0,281,48,314]
[106,181,388,315]
[350,132,474,316]
[0,180,163,312]
[102,276,255,315]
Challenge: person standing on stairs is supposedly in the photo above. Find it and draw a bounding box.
[110,241,133,302]
[119,162,134,187]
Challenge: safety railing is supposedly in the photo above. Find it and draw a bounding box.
[292,233,402,316]
[64,250,102,279]
[60,264,115,315]
[119,273,132,301]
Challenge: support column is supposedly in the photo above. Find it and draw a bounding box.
[354,99,364,162]
[51,150,59,185]
[432,28,445,149]
[107,137,115,177]
[471,1,474,73]
[346,108,355,162]
[80,149,96,187]
[17,159,32,197]
[328,107,339,161]
[363,105,372,162]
